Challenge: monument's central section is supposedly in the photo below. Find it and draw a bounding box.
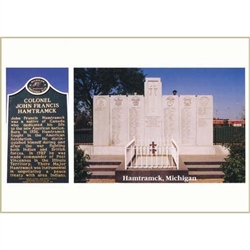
[93,77,214,155]
[144,78,163,141]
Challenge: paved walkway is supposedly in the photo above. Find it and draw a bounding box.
[189,179,224,183]
[88,179,115,183]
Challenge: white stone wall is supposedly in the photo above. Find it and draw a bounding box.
[128,95,144,141]
[110,96,128,145]
[180,96,197,146]
[196,95,213,145]
[93,96,110,146]
[162,95,179,145]
[93,78,214,155]
[144,78,163,140]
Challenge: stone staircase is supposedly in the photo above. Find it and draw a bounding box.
[86,154,227,183]
[87,155,123,182]
[181,155,226,182]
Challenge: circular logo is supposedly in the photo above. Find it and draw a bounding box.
[27,78,49,94]
[200,96,210,106]
[96,97,107,110]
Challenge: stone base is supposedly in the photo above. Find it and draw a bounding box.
[93,146,124,155]
[179,146,216,155]
[213,145,229,155]
[78,145,94,155]
[78,145,125,155]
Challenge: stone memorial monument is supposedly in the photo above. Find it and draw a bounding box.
[7,77,68,183]
[93,77,214,156]
[79,77,229,183]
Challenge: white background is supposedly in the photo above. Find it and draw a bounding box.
[1,0,250,250]
[1,37,249,213]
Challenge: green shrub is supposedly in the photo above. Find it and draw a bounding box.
[74,146,92,183]
[221,133,245,183]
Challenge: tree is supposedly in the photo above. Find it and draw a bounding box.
[221,131,245,183]
[74,146,91,183]
[240,105,245,120]
[74,68,145,118]
[74,114,92,129]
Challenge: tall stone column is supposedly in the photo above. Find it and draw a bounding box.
[144,78,163,141]
[110,96,128,145]
[93,96,110,146]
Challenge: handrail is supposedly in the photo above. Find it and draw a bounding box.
[125,138,136,148]
[125,138,136,169]
[171,139,179,169]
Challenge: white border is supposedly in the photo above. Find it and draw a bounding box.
[1,38,249,212]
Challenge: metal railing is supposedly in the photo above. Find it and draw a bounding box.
[125,138,179,169]
[171,139,179,167]
[124,138,136,169]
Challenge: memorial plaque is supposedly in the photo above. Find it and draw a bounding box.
[93,96,110,146]
[128,95,144,141]
[162,95,179,145]
[144,78,163,140]
[110,96,128,145]
[196,95,213,145]
[7,77,68,183]
[180,96,197,146]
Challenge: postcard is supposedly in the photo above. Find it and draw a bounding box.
[1,38,249,212]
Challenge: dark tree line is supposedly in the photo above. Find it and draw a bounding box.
[74,68,145,128]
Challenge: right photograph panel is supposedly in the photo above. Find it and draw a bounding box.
[73,68,245,184]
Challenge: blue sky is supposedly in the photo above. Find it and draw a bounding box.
[142,68,245,120]
[6,68,68,94]
[6,67,245,120]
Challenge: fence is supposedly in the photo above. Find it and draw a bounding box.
[125,138,179,169]
[213,126,245,144]
[74,128,93,144]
